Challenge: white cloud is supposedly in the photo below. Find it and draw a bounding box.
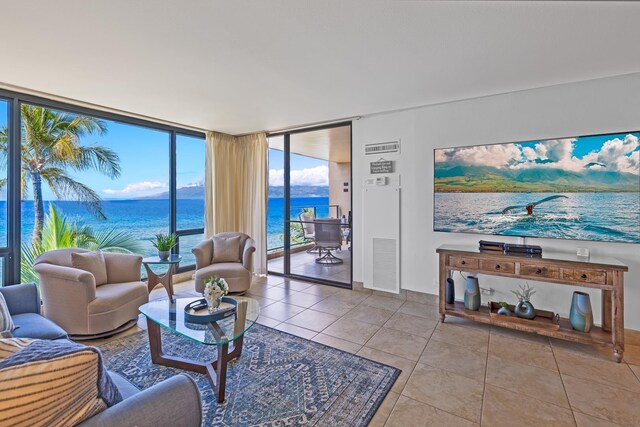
[104,181,167,195]
[595,134,639,173]
[269,166,328,186]
[435,144,522,168]
[522,146,537,160]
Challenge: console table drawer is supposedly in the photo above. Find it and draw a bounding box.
[449,256,478,270]
[479,260,515,274]
[562,269,607,285]
[520,263,560,279]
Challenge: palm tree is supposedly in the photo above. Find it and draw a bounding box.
[21,204,142,283]
[0,105,121,245]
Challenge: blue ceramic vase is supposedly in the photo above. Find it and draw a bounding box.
[514,301,536,319]
[464,276,480,311]
[570,291,593,333]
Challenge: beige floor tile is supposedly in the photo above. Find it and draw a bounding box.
[486,354,569,408]
[383,311,438,339]
[247,286,296,301]
[554,348,640,393]
[564,375,640,426]
[365,327,428,361]
[550,338,616,361]
[285,309,339,332]
[311,333,362,354]
[255,316,281,328]
[440,316,491,332]
[482,384,575,427]
[280,291,328,308]
[274,280,313,292]
[342,305,395,326]
[259,301,306,322]
[386,396,478,427]
[273,323,317,340]
[626,329,640,346]
[327,292,368,308]
[490,325,551,346]
[309,298,355,317]
[357,346,416,394]
[402,363,483,424]
[398,301,440,320]
[248,295,278,309]
[360,295,405,311]
[299,284,341,297]
[419,339,486,382]
[489,333,557,372]
[368,391,399,427]
[630,364,640,381]
[266,275,286,285]
[431,322,489,353]
[623,343,640,366]
[574,412,623,427]
[322,318,380,345]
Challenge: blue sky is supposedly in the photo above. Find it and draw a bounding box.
[268,148,329,186]
[0,102,205,200]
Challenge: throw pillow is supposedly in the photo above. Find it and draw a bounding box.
[72,250,108,286]
[0,293,16,337]
[212,235,242,263]
[0,339,122,426]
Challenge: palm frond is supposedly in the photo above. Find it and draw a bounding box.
[86,229,142,253]
[41,172,107,220]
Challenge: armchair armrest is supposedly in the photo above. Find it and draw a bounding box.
[192,239,213,269]
[77,374,202,427]
[242,238,256,273]
[0,283,40,315]
[33,263,97,304]
[103,252,143,283]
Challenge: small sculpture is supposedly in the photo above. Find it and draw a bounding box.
[511,283,536,320]
[496,301,512,316]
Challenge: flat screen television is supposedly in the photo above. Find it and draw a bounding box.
[434,131,640,244]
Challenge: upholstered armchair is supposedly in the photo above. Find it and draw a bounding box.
[192,232,255,294]
[33,248,148,339]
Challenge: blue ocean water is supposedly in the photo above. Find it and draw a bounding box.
[267,196,330,250]
[434,192,640,243]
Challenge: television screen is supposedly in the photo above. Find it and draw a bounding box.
[434,132,640,243]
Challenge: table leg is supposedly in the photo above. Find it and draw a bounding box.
[602,289,612,333]
[612,271,624,363]
[144,263,175,301]
[439,254,446,323]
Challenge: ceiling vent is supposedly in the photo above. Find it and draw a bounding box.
[364,141,400,155]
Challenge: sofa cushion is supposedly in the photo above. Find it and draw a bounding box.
[194,262,250,280]
[212,235,242,263]
[0,338,122,426]
[88,282,148,315]
[11,313,68,340]
[72,250,108,286]
[0,293,16,337]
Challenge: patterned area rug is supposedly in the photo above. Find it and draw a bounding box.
[99,324,399,426]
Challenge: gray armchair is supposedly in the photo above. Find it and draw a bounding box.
[79,373,202,427]
[192,232,255,294]
[0,283,67,340]
[33,248,148,340]
[314,219,343,265]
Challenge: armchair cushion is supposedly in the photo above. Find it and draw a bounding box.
[72,250,108,286]
[0,293,16,337]
[212,235,242,263]
[89,282,148,315]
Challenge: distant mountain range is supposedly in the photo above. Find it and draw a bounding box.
[434,164,639,192]
[146,184,329,199]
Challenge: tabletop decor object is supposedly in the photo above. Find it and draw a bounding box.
[203,276,229,312]
[184,297,237,324]
[152,233,177,260]
[512,283,536,320]
[464,275,480,310]
[570,291,593,333]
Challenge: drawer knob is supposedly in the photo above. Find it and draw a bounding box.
[536,269,542,274]
[461,260,466,265]
[495,265,501,270]
[581,273,587,279]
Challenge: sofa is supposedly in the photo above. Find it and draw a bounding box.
[192,232,255,294]
[78,372,202,427]
[0,283,67,340]
[33,249,148,339]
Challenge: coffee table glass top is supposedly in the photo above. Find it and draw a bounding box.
[139,296,260,346]
[142,254,183,264]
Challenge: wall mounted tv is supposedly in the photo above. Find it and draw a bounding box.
[434,132,640,244]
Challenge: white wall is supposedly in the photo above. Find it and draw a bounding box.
[352,73,640,329]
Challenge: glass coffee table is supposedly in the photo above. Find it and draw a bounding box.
[139,296,260,402]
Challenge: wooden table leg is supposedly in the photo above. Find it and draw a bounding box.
[612,271,624,363]
[439,254,446,323]
[144,263,175,301]
[602,289,612,333]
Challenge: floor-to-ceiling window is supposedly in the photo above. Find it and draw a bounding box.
[0,89,205,285]
[267,123,352,287]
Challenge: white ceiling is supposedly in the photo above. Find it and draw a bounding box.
[1,1,639,135]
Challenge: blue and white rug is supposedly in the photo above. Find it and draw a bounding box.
[99,324,399,426]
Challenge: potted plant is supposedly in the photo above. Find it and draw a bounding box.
[203,276,229,312]
[511,283,536,320]
[152,233,177,260]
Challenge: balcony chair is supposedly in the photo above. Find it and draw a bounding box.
[314,219,344,265]
[299,211,318,253]
[192,232,256,294]
[33,248,148,340]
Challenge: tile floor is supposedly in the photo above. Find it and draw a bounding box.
[267,244,351,284]
[95,275,640,427]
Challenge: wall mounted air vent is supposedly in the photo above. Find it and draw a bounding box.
[364,141,400,155]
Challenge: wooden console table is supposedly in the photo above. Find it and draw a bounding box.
[437,245,628,362]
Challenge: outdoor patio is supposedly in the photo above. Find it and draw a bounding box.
[267,244,351,284]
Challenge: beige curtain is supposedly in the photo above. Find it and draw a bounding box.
[205,131,268,274]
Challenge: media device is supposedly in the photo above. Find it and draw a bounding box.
[434,131,640,244]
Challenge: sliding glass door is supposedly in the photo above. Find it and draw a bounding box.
[267,123,352,287]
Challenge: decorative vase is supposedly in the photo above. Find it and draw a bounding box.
[203,291,223,313]
[570,291,593,333]
[158,250,170,260]
[497,306,512,316]
[445,278,455,304]
[464,276,480,311]
[514,301,536,319]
